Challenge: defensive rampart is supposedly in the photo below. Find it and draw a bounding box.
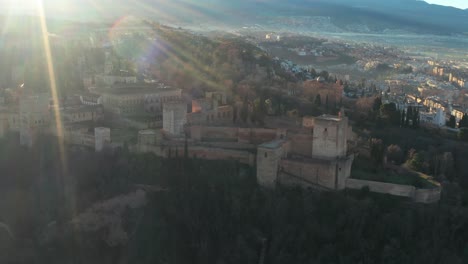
[346,179,441,203]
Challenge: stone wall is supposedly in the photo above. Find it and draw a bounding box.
[190,126,239,142]
[413,188,442,204]
[238,128,278,144]
[280,159,336,189]
[137,142,255,165]
[289,133,314,157]
[187,146,255,165]
[336,156,354,190]
[278,172,331,191]
[190,126,282,145]
[346,179,415,197]
[346,179,441,203]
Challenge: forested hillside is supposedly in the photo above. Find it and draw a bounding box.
[1,135,468,263]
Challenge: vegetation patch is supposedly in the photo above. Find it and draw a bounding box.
[351,155,436,189]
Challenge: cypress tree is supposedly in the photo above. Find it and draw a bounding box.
[406,107,412,127]
[459,113,468,128]
[401,110,406,127]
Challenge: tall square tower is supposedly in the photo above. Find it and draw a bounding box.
[312,115,348,159]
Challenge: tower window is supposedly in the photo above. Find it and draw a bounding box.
[264,152,268,158]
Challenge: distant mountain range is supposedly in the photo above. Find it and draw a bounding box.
[2,0,468,35]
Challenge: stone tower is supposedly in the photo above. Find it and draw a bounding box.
[163,101,187,136]
[312,115,348,159]
[256,140,286,188]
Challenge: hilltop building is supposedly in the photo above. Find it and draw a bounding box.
[95,83,182,116]
[420,108,446,127]
[188,92,233,126]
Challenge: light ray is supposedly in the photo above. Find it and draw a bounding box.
[35,0,73,214]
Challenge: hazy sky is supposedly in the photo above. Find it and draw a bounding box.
[425,0,468,9]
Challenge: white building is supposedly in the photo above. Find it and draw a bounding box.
[97,84,182,116]
[420,108,446,127]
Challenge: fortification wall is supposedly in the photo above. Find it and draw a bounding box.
[336,156,354,190]
[190,126,281,145]
[204,127,238,141]
[278,172,331,190]
[346,179,441,203]
[187,146,255,165]
[413,188,442,204]
[346,179,415,197]
[238,128,278,144]
[280,159,336,189]
[190,126,238,142]
[158,145,255,165]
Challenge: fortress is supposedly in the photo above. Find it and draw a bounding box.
[139,98,355,190]
[0,88,440,201]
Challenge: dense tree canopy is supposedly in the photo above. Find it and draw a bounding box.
[1,135,468,263]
